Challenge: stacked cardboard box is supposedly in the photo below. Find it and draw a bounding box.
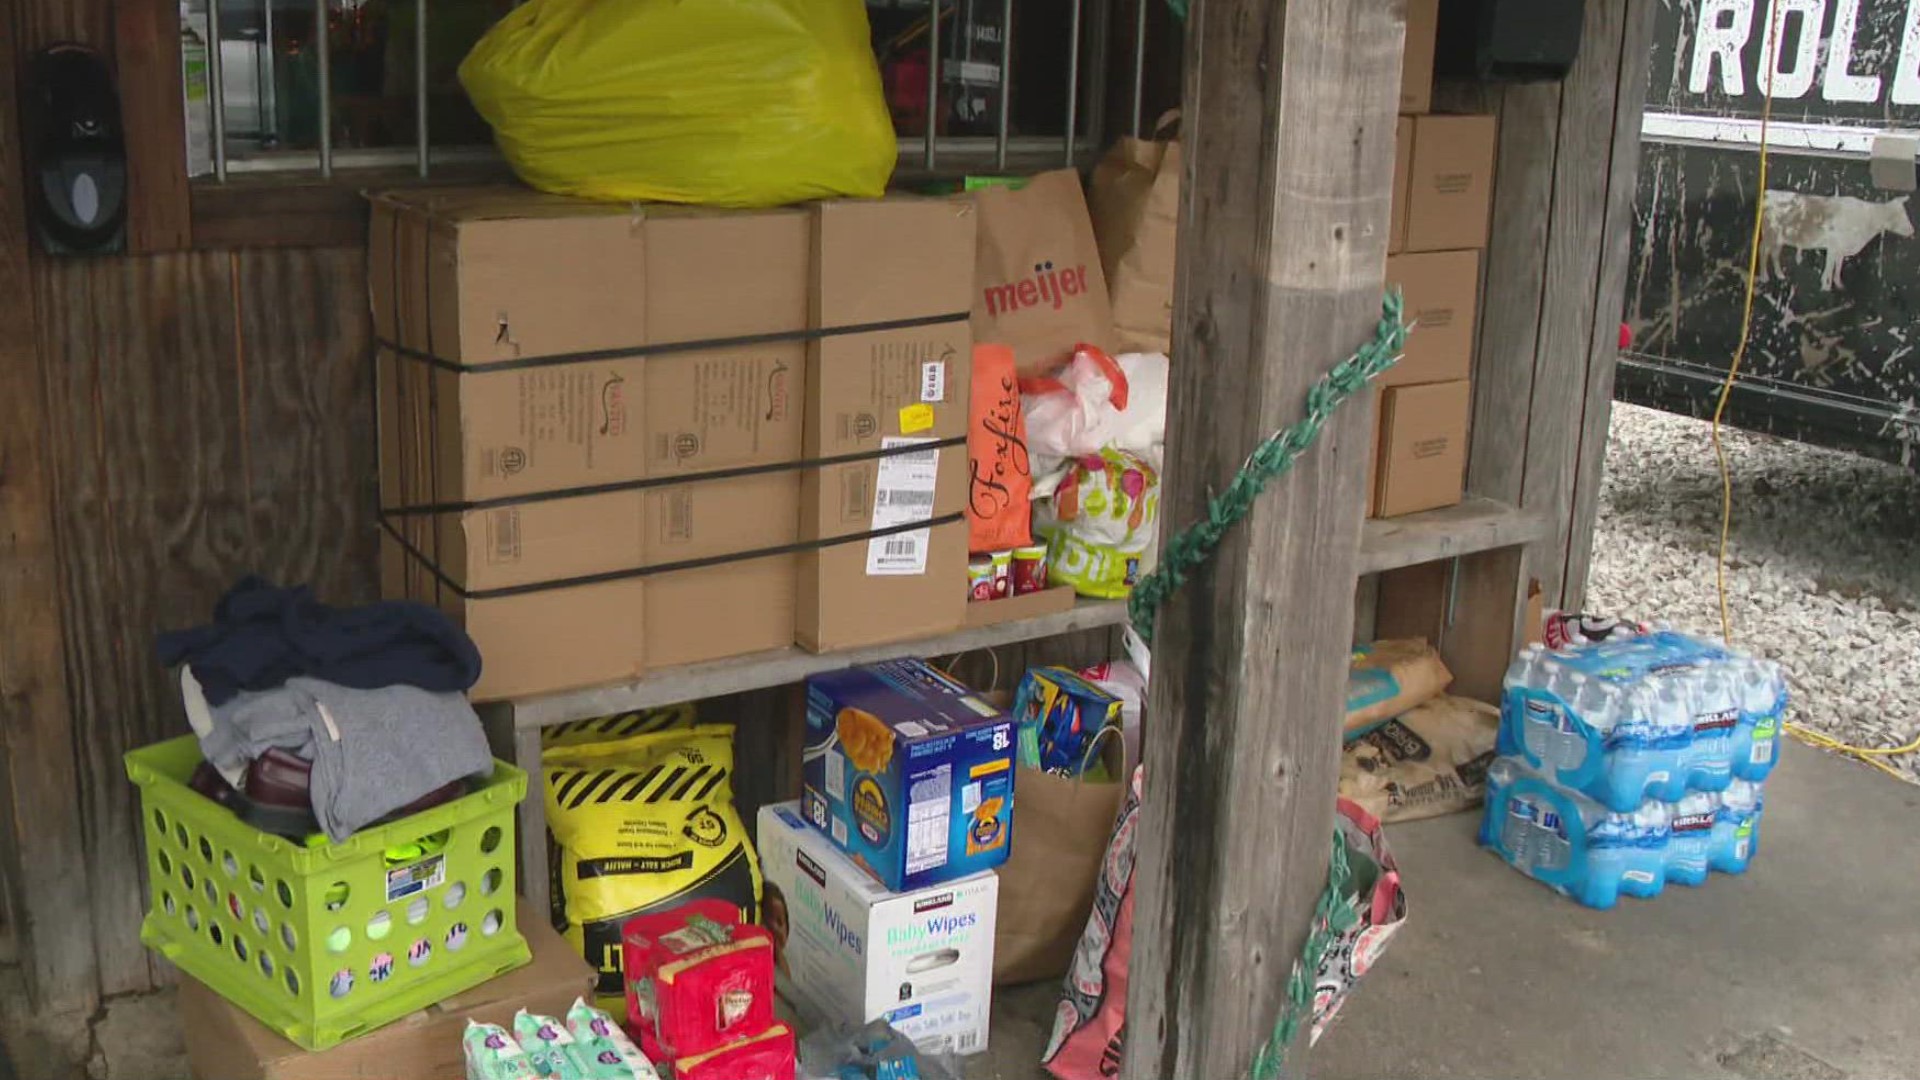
[1375,0,1496,518]
[370,188,976,700]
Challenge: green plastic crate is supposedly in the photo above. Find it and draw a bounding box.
[125,736,530,1051]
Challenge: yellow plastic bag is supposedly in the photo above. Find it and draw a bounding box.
[460,0,897,207]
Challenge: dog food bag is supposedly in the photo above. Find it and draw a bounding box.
[463,1021,539,1080]
[1340,695,1499,823]
[544,725,762,1007]
[1345,639,1452,739]
[565,997,662,1080]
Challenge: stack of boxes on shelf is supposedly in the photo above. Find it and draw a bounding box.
[371,190,977,700]
[756,659,1015,1057]
[1371,0,1498,519]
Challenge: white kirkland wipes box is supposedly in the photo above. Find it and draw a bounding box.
[757,802,996,1056]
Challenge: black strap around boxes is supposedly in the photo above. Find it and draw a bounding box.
[373,204,969,601]
[378,511,963,602]
[375,310,970,375]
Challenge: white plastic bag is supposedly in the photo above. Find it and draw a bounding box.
[1021,345,1169,493]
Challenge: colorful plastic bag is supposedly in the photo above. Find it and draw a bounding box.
[1034,448,1161,600]
[460,0,896,207]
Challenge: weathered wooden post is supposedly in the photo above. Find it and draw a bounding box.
[0,0,99,1014]
[1124,0,1405,1075]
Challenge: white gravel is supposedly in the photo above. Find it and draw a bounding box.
[1586,403,1920,783]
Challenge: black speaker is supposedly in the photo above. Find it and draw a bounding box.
[1436,0,1588,83]
[26,43,126,256]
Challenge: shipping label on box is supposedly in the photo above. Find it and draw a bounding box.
[801,660,1014,893]
[758,803,997,1057]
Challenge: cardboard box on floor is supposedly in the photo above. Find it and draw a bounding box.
[1375,380,1470,518]
[369,189,807,699]
[1400,114,1498,253]
[179,909,592,1080]
[800,197,976,652]
[1384,249,1479,387]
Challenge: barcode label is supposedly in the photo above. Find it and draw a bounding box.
[826,753,846,800]
[878,490,936,511]
[958,1032,980,1053]
[867,437,938,576]
[488,510,522,563]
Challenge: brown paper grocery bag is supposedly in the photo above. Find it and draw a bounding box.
[971,169,1118,379]
[1088,114,1181,355]
[994,762,1125,985]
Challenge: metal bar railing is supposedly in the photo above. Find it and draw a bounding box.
[1132,0,1148,136]
[208,0,227,181]
[316,0,333,178]
[1064,0,1083,166]
[1085,0,1109,154]
[416,0,430,177]
[995,0,1013,170]
[262,0,278,145]
[924,0,941,172]
[201,0,1131,182]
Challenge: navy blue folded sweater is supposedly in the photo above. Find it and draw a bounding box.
[156,576,483,705]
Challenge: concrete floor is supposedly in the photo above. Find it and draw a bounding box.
[976,744,1920,1080]
[9,744,1917,1079]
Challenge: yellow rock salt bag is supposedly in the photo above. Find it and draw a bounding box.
[459,0,895,207]
[540,703,696,752]
[543,724,761,1006]
[1345,638,1452,738]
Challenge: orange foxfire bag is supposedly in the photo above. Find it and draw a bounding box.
[967,343,1034,552]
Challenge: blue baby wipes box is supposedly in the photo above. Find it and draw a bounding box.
[802,660,1015,892]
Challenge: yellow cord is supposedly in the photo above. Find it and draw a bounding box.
[1716,13,1916,781]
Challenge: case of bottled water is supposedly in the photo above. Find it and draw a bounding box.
[1497,631,1787,812]
[1480,759,1768,910]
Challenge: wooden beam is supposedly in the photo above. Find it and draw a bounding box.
[0,0,101,1015]
[1123,0,1403,1075]
[1562,0,1658,610]
[116,0,192,252]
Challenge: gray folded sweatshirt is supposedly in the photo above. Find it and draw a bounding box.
[201,675,493,841]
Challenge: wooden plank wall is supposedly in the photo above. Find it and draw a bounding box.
[1413,0,1657,658]
[29,248,376,1002]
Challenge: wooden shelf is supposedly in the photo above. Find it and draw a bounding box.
[1356,497,1550,577]
[498,499,1541,729]
[505,599,1131,730]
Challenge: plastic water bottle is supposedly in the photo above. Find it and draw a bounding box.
[1665,791,1719,887]
[1498,644,1547,759]
[1710,779,1765,874]
[1681,664,1738,794]
[1480,757,1671,911]
[1731,660,1788,783]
